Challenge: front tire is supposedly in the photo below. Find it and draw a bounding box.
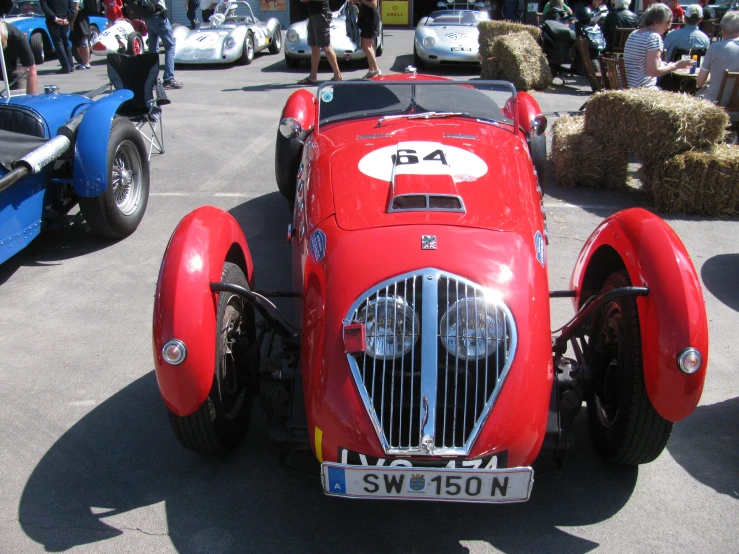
[79,117,149,239]
[167,262,255,454]
[127,31,144,55]
[30,32,44,65]
[268,25,281,54]
[275,129,302,210]
[530,132,548,191]
[239,31,255,65]
[586,270,673,465]
[413,43,426,69]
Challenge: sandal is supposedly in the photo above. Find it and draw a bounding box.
[362,70,381,79]
[297,76,318,85]
[329,75,343,81]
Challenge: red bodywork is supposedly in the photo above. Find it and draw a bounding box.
[153,206,254,416]
[571,208,708,422]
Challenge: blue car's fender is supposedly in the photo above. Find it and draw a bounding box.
[73,89,134,198]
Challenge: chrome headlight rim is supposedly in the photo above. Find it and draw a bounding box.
[286,29,299,44]
[358,294,420,360]
[422,35,436,48]
[440,296,506,361]
[224,37,236,50]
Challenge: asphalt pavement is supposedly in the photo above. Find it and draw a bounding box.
[0,28,737,553]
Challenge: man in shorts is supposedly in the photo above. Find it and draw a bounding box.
[70,0,91,70]
[297,0,342,84]
[0,21,38,94]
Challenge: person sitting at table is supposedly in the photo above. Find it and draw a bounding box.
[587,0,608,22]
[602,0,638,52]
[668,0,684,23]
[624,3,695,88]
[663,4,710,61]
[697,0,714,21]
[543,0,574,22]
[695,11,739,103]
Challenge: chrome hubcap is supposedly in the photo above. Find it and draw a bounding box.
[111,140,143,216]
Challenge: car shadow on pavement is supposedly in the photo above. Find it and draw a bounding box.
[18,369,638,553]
[700,254,739,312]
[0,222,115,286]
[667,396,739,500]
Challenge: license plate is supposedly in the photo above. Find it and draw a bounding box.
[451,47,473,52]
[321,462,533,503]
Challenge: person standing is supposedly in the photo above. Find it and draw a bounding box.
[39,0,75,74]
[141,0,183,89]
[104,0,122,24]
[186,0,199,29]
[0,21,37,94]
[70,0,91,69]
[352,0,380,78]
[297,0,342,84]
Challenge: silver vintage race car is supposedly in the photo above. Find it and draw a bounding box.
[413,8,490,68]
[173,1,281,65]
[284,2,383,67]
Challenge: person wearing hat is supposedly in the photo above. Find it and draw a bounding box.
[663,4,710,61]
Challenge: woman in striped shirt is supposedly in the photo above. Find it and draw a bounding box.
[623,3,695,88]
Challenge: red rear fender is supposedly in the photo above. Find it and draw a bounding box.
[281,89,316,132]
[571,208,708,422]
[152,206,254,416]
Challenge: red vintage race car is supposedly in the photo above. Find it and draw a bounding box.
[152,71,708,504]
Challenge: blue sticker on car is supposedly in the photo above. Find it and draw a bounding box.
[310,229,327,263]
[327,466,346,494]
[321,87,334,103]
[535,230,545,267]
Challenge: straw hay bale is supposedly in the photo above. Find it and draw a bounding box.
[641,145,739,216]
[551,115,629,188]
[483,32,552,91]
[551,115,584,187]
[478,20,541,59]
[583,89,729,162]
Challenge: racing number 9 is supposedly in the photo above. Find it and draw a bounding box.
[391,149,448,166]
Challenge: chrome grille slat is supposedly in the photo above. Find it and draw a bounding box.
[344,268,517,456]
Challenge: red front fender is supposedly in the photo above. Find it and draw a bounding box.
[570,208,708,422]
[152,206,254,416]
[281,89,316,131]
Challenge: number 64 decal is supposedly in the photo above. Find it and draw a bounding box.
[358,141,488,182]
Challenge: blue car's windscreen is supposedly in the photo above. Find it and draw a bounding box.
[318,81,514,129]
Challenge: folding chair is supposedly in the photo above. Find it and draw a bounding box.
[106,52,170,160]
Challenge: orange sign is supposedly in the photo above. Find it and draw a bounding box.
[260,0,286,10]
[382,0,409,26]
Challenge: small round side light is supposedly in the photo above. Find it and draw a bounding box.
[162,339,187,366]
[677,347,702,374]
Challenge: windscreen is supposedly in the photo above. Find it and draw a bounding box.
[317,80,515,132]
[426,10,490,25]
[9,1,44,16]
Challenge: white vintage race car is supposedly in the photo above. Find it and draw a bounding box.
[413,9,490,68]
[284,2,383,67]
[90,18,148,57]
[173,1,281,65]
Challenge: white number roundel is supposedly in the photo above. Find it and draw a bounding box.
[357,141,488,182]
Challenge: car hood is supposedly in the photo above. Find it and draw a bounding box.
[422,25,479,44]
[328,120,528,232]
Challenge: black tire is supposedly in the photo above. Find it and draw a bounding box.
[127,31,145,55]
[90,24,100,42]
[275,129,302,210]
[375,29,383,57]
[79,117,150,239]
[30,32,44,65]
[586,270,673,465]
[268,25,281,54]
[530,132,548,191]
[413,43,425,69]
[239,31,254,65]
[167,262,255,454]
[284,52,299,68]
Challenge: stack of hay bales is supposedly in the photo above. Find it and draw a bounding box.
[478,21,551,90]
[550,89,736,215]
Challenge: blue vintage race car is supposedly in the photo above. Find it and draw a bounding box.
[0,84,150,264]
[2,0,109,65]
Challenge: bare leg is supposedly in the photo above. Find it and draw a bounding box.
[309,45,320,81]
[361,37,378,73]
[79,42,90,66]
[322,45,342,80]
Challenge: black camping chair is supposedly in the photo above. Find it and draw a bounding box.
[106,52,170,160]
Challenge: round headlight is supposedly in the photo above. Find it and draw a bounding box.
[677,347,702,374]
[224,37,236,49]
[440,298,504,361]
[286,29,299,44]
[162,339,187,366]
[359,296,420,360]
[423,36,436,48]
